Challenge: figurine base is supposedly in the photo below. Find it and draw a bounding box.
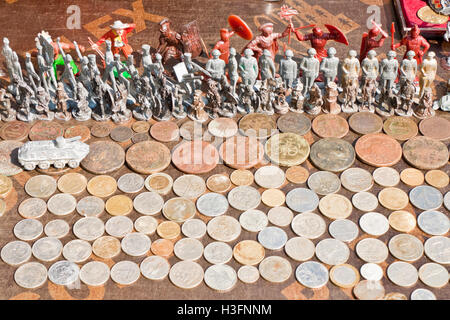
[394,108,413,117]
[36,112,55,121]
[92,113,112,121]
[341,105,358,113]
[188,112,209,123]
[112,110,132,124]
[304,105,321,115]
[322,106,341,114]
[172,110,187,119]
[72,109,92,121]
[358,105,375,113]
[237,105,254,114]
[16,110,36,122]
[413,108,436,119]
[133,109,153,121]
[259,108,275,116]
[0,110,16,121]
[55,112,72,121]
[274,105,289,115]
[375,104,395,117]
[153,112,172,122]
[289,107,304,114]
[218,107,236,118]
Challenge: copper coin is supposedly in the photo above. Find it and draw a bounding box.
[110,126,133,142]
[29,121,64,141]
[265,133,310,167]
[0,121,30,141]
[348,112,383,135]
[310,138,355,172]
[400,168,424,187]
[355,133,402,167]
[383,116,418,141]
[64,125,91,142]
[172,141,219,174]
[151,239,174,257]
[286,166,309,184]
[0,140,23,176]
[238,113,277,139]
[131,132,151,144]
[91,123,112,138]
[207,174,232,193]
[126,141,171,174]
[277,113,311,135]
[230,169,254,186]
[179,121,205,141]
[312,114,349,138]
[81,141,125,174]
[157,221,181,240]
[419,116,450,141]
[403,136,449,170]
[425,170,449,189]
[132,121,150,133]
[219,136,264,169]
[150,121,179,142]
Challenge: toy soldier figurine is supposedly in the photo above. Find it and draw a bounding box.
[391,24,430,65]
[0,87,16,121]
[259,49,276,81]
[36,43,55,93]
[361,50,379,84]
[56,38,77,96]
[414,87,435,118]
[125,54,139,83]
[133,76,153,121]
[360,78,377,112]
[11,52,24,82]
[172,84,187,119]
[102,40,118,93]
[15,75,36,122]
[279,50,297,88]
[300,48,320,95]
[92,20,136,58]
[153,76,172,121]
[35,87,54,121]
[380,51,399,93]
[189,89,209,122]
[157,18,184,64]
[92,75,114,121]
[239,85,258,114]
[396,78,415,116]
[320,47,339,87]
[212,28,235,63]
[377,87,396,116]
[54,82,71,121]
[206,49,226,81]
[73,82,91,121]
[112,83,131,124]
[205,79,222,118]
[304,83,323,115]
[340,50,360,90]
[228,48,239,96]
[25,53,40,93]
[341,77,359,113]
[359,22,387,61]
[322,82,340,114]
[400,51,417,84]
[141,45,153,78]
[113,54,131,94]
[2,38,14,81]
[87,54,100,83]
[273,85,289,114]
[290,81,304,113]
[419,51,437,98]
[239,49,258,87]
[73,40,93,94]
[256,80,274,115]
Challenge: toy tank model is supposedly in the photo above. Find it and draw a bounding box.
[18,136,90,170]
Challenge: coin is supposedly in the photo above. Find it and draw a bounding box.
[356,238,389,263]
[180,219,206,239]
[110,126,133,142]
[239,113,277,139]
[410,288,437,300]
[237,265,260,284]
[110,260,140,285]
[197,192,229,217]
[233,240,265,265]
[62,239,92,263]
[328,219,359,242]
[295,261,329,289]
[417,5,449,24]
[157,221,181,239]
[203,241,233,264]
[140,255,170,280]
[29,121,64,141]
[204,264,237,292]
[310,138,355,172]
[208,117,238,138]
[259,256,292,283]
[169,260,204,289]
[400,168,424,187]
[319,194,352,219]
[132,132,150,143]
[424,236,450,264]
[228,186,261,211]
[64,125,91,142]
[445,192,450,210]
[92,236,121,259]
[254,165,286,189]
[284,237,315,261]
[117,172,144,193]
[56,173,87,195]
[105,216,134,238]
[230,169,254,186]
[0,121,30,140]
[372,167,400,187]
[172,141,219,174]
[355,133,402,167]
[32,237,62,261]
[315,238,350,265]
[0,174,12,198]
[207,215,241,242]
[340,168,373,193]
[388,234,424,262]
[44,219,70,238]
[47,193,77,216]
[1,241,31,266]
[359,212,389,236]
[425,170,449,189]
[80,261,110,286]
[73,217,104,241]
[150,121,179,142]
[0,199,5,217]
[14,262,48,289]
[87,175,117,198]
[330,264,360,289]
[382,292,407,300]
[121,232,151,257]
[179,120,204,141]
[383,116,418,140]
[387,261,418,287]
[378,187,408,210]
[403,136,449,170]
[81,141,125,174]
[219,136,264,169]
[348,112,383,135]
[14,219,43,241]
[258,226,288,250]
[151,239,174,256]
[419,263,449,288]
[134,216,158,235]
[409,185,443,211]
[285,166,309,184]
[277,113,311,135]
[312,114,349,138]
[18,198,47,219]
[419,116,450,141]
[133,192,164,215]
[174,238,203,261]
[76,196,104,217]
[265,133,310,167]
[206,174,231,193]
[418,210,449,236]
[353,280,385,300]
[388,210,416,232]
[267,206,293,227]
[144,173,173,195]
[285,188,319,213]
[0,140,23,176]
[261,189,285,207]
[173,174,206,199]
[25,175,56,198]
[91,123,112,138]
[307,171,341,195]
[163,197,196,222]
[360,263,383,281]
[352,191,378,212]
[132,121,150,133]
[291,212,326,239]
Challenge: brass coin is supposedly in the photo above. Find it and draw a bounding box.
[310,138,355,172]
[87,175,117,198]
[383,116,418,141]
[417,6,449,24]
[92,236,121,259]
[378,187,409,210]
[403,136,449,170]
[150,121,179,142]
[400,168,425,187]
[144,173,173,195]
[230,169,254,186]
[312,114,349,138]
[265,133,310,167]
[348,112,383,135]
[163,197,196,223]
[261,189,285,207]
[151,239,174,256]
[233,240,265,266]
[81,141,125,175]
[425,170,449,189]
[132,121,150,133]
[110,126,133,142]
[105,195,133,216]
[382,292,408,300]
[285,166,309,184]
[0,199,5,217]
[57,173,87,195]
[126,141,171,174]
[238,113,277,139]
[91,123,112,138]
[0,174,13,198]
[157,221,181,240]
[206,174,232,193]
[319,194,352,219]
[388,210,417,232]
[277,113,311,135]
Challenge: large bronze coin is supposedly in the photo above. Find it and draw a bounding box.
[150,121,179,142]
[219,136,264,169]
[81,141,125,174]
[238,113,277,139]
[0,121,30,141]
[91,123,112,138]
[348,112,383,135]
[126,140,171,174]
[383,117,418,141]
[419,117,450,141]
[172,141,219,174]
[265,133,310,167]
[0,140,23,176]
[64,125,91,142]
[29,121,64,141]
[355,133,402,167]
[277,113,311,135]
[310,138,355,172]
[312,114,349,138]
[403,136,449,170]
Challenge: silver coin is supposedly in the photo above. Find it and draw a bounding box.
[14,219,43,241]
[144,172,173,195]
[360,263,383,281]
[14,262,47,289]
[32,237,63,262]
[328,219,359,242]
[388,234,424,262]
[76,196,104,217]
[80,261,110,286]
[444,192,450,211]
[259,256,292,283]
[62,239,92,263]
[356,238,389,263]
[295,261,329,289]
[353,280,385,300]
[267,206,293,227]
[340,168,373,192]
[409,185,443,211]
[372,167,400,187]
[237,265,260,284]
[203,241,233,264]
[48,260,80,286]
[133,191,164,215]
[387,261,418,287]
[307,171,341,195]
[73,217,105,241]
[117,172,144,193]
[24,175,57,198]
[417,210,450,236]
[110,260,140,285]
[134,216,158,235]
[140,255,170,280]
[291,212,326,239]
[257,226,288,250]
[239,209,268,232]
[284,237,315,261]
[18,198,47,219]
[254,165,286,189]
[285,188,319,213]
[105,216,133,238]
[204,264,237,292]
[197,192,229,217]
[173,175,206,199]
[227,186,261,211]
[208,117,238,138]
[44,219,70,238]
[182,218,207,239]
[315,238,350,265]
[1,241,31,266]
[169,260,204,289]
[410,288,437,300]
[47,193,77,216]
[424,236,450,264]
[359,212,389,236]
[121,232,151,257]
[418,262,449,288]
[174,238,204,261]
[207,216,241,242]
[352,191,379,212]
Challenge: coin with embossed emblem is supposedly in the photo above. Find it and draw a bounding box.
[174,238,203,261]
[29,121,64,141]
[207,215,241,242]
[259,256,291,283]
[219,135,264,169]
[62,239,92,263]
[181,219,206,239]
[330,264,360,289]
[157,221,181,240]
[144,172,173,195]
[73,217,104,241]
[261,188,285,207]
[359,212,389,236]
[206,174,231,193]
[378,187,408,210]
[44,219,70,238]
[291,212,326,239]
[418,210,449,236]
[140,255,170,281]
[424,236,450,264]
[105,195,133,216]
[355,133,402,167]
[353,280,385,300]
[356,238,389,263]
[410,288,437,300]
[239,113,277,139]
[352,191,378,212]
[163,197,196,222]
[172,141,219,174]
[387,261,418,287]
[340,168,373,192]
[286,188,319,213]
[400,168,424,186]
[133,192,164,215]
[110,126,133,142]
[132,121,150,133]
[228,185,261,211]
[418,263,449,288]
[76,196,104,217]
[310,138,355,172]
[121,232,151,257]
[208,117,238,138]
[179,120,205,141]
[81,141,125,174]
[14,262,47,289]
[25,175,56,198]
[284,237,315,262]
[1,241,31,266]
[14,219,43,241]
[80,261,110,286]
[169,260,204,289]
[126,141,171,174]
[360,263,383,281]
[277,113,311,135]
[373,167,400,187]
[47,193,77,216]
[57,173,87,195]
[117,173,144,193]
[267,206,293,227]
[239,209,268,232]
[151,239,174,257]
[32,237,62,261]
[258,226,288,250]
[295,261,329,289]
[312,114,349,138]
[409,185,443,211]
[91,123,112,138]
[197,192,229,217]
[134,216,158,235]
[150,121,179,142]
[348,112,383,135]
[173,175,206,199]
[419,116,450,141]
[425,170,449,189]
[132,132,150,143]
[389,234,424,262]
[285,166,309,184]
[307,171,341,195]
[18,198,47,219]
[93,236,121,259]
[265,133,310,167]
[328,219,359,243]
[417,5,449,24]
[87,175,117,198]
[110,260,140,285]
[319,194,352,219]
[0,140,23,176]
[315,238,350,265]
[238,266,260,284]
[403,136,449,170]
[383,116,418,141]
[204,242,233,265]
[255,165,286,189]
[233,240,265,265]
[230,169,253,186]
[0,121,30,141]
[388,210,416,232]
[204,264,237,292]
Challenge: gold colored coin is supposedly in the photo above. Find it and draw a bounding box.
[87,175,117,198]
[233,240,265,266]
[265,133,310,167]
[319,194,352,219]
[0,174,13,198]
[230,169,254,186]
[417,6,449,24]
[261,189,285,207]
[378,187,409,210]
[388,210,417,233]
[157,221,181,240]
[400,168,424,187]
[381,292,408,300]
[144,173,173,195]
[285,166,309,184]
[329,264,360,289]
[105,195,133,216]
[0,199,5,217]
[425,170,449,189]
[206,174,232,193]
[57,173,87,195]
[132,121,150,133]
[92,236,121,259]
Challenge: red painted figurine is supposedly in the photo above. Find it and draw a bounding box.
[92,20,136,58]
[242,23,291,61]
[157,18,184,64]
[212,28,235,64]
[360,21,388,61]
[391,24,430,64]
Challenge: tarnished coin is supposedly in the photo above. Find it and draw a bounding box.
[424,236,450,264]
[132,132,150,143]
[197,192,229,217]
[312,114,349,138]
[291,212,326,239]
[267,206,293,227]
[105,195,133,216]
[169,260,204,289]
[179,120,204,141]
[315,238,350,265]
[90,123,111,138]
[259,256,292,283]
[0,121,30,141]
[310,138,355,172]
[359,212,389,236]
[14,262,47,289]
[409,185,443,211]
[410,288,437,300]
[228,185,261,211]
[87,175,117,198]
[73,217,104,241]
[238,113,277,139]
[418,263,449,288]
[80,261,110,286]
[64,125,91,142]
[140,255,170,280]
[383,116,418,140]
[445,192,450,211]
[81,141,125,174]
[163,197,196,222]
[47,193,77,216]
[57,173,87,195]
[388,234,424,262]
[144,172,173,195]
[356,238,389,263]
[110,260,140,285]
[204,264,237,292]
[219,136,264,169]
[132,121,150,133]
[62,239,92,263]
[105,216,133,238]
[29,121,64,141]
[261,189,285,207]
[18,198,47,219]
[206,174,231,193]
[173,175,206,199]
[134,216,158,235]
[328,219,359,243]
[181,219,206,239]
[133,192,164,216]
[340,168,373,192]
[265,133,310,167]
[230,169,253,186]
[284,237,315,261]
[360,263,383,281]
[126,141,171,174]
[419,116,450,141]
[117,173,144,193]
[402,136,449,170]
[157,221,181,240]
[121,232,151,257]
[238,265,260,284]
[378,187,408,210]
[258,226,288,250]
[388,210,416,232]
[0,140,23,176]
[418,210,449,236]
[307,171,341,195]
[76,196,104,217]
[387,261,418,287]
[208,117,238,138]
[150,121,179,142]
[1,241,31,266]
[400,168,424,186]
[352,191,378,212]
[348,112,383,135]
[0,174,12,198]
[207,215,241,242]
[204,242,233,264]
[14,219,43,241]
[110,126,133,142]
[151,239,174,256]
[172,141,219,174]
[319,194,352,219]
[25,175,56,198]
[233,240,265,265]
[285,166,309,184]
[254,165,285,189]
[285,188,319,213]
[372,167,400,187]
[353,280,385,300]
[425,170,449,189]
[295,261,329,289]
[93,236,121,259]
[355,133,402,167]
[330,264,360,289]
[32,237,62,261]
[277,113,311,135]
[174,238,203,261]
[44,219,70,238]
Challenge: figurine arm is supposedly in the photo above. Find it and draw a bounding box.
[279,24,292,38]
[124,24,136,35]
[56,37,67,60]
[391,37,405,50]
[253,59,259,75]
[245,39,263,56]
[293,29,306,41]
[299,58,306,72]
[95,30,112,47]
[420,37,430,56]
[73,41,83,61]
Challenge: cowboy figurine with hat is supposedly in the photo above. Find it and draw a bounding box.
[92,20,136,58]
